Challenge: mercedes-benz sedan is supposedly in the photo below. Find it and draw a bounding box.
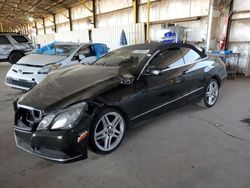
[13,42,227,162]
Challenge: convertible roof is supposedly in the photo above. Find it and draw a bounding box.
[123,42,206,57]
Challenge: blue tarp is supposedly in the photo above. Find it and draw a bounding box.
[34,42,109,58]
[119,29,128,46]
[92,43,109,59]
[33,41,58,55]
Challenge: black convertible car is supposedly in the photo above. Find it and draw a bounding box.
[14,42,227,162]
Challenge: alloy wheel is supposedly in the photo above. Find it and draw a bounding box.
[206,80,219,106]
[94,112,125,151]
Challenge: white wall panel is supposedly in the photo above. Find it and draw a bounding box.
[228,43,250,74]
[71,3,92,20]
[56,10,69,24]
[34,30,89,46]
[35,34,56,46]
[45,26,54,34]
[96,0,132,14]
[57,23,70,33]
[37,28,44,35]
[233,0,250,11]
[97,8,133,28]
[45,16,54,27]
[55,30,89,43]
[92,23,145,50]
[73,19,93,30]
[139,0,209,23]
[230,20,250,42]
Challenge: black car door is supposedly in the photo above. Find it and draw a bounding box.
[132,47,190,120]
[179,47,206,91]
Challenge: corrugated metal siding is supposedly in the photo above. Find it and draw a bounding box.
[35,34,56,46]
[92,23,145,50]
[96,8,133,28]
[55,30,89,43]
[228,0,250,75]
[139,0,209,23]
[35,30,89,46]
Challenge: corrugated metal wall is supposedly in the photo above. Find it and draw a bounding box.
[229,0,250,75]
[139,0,209,22]
[35,30,89,46]
[92,23,145,50]
[33,0,210,43]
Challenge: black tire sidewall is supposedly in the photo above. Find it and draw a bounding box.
[89,107,126,154]
[203,79,219,108]
[9,52,24,64]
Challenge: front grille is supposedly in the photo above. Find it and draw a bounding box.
[6,77,37,89]
[15,106,42,130]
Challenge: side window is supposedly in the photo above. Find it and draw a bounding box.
[0,36,11,44]
[149,47,185,69]
[77,46,93,57]
[181,48,201,64]
[12,36,28,43]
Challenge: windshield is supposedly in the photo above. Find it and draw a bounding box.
[54,45,79,56]
[94,48,149,67]
[33,44,79,56]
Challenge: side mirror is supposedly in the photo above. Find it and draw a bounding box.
[120,73,135,85]
[144,66,162,76]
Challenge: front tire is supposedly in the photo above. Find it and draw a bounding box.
[89,108,126,154]
[9,51,24,64]
[199,79,219,108]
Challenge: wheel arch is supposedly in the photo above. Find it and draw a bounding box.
[8,50,24,59]
[87,100,131,130]
[210,75,221,87]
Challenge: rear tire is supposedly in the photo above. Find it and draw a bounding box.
[198,79,219,108]
[8,51,24,64]
[89,108,126,154]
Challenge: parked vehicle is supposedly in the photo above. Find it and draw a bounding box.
[5,42,108,90]
[0,32,33,64]
[13,42,227,162]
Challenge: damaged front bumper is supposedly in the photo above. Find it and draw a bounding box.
[13,102,92,163]
[14,126,88,163]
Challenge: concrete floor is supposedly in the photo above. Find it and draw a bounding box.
[1,62,250,188]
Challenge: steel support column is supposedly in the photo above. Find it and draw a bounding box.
[68,8,73,31]
[34,21,38,35]
[225,0,234,50]
[133,0,139,23]
[53,14,57,33]
[146,0,150,43]
[206,0,214,51]
[92,0,96,28]
[43,18,46,34]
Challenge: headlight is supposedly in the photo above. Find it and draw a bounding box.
[37,114,55,131]
[37,102,87,130]
[38,63,61,74]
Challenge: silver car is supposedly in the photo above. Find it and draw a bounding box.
[0,32,33,64]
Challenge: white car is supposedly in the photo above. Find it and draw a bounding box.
[5,42,108,90]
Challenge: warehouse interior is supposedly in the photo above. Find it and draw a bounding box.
[1,0,250,187]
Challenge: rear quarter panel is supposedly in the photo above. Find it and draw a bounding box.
[203,56,227,85]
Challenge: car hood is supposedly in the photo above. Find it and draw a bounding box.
[17,54,66,66]
[18,64,121,111]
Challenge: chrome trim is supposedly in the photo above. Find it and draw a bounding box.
[17,104,43,114]
[137,50,160,80]
[15,135,83,162]
[14,127,31,133]
[130,87,204,120]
